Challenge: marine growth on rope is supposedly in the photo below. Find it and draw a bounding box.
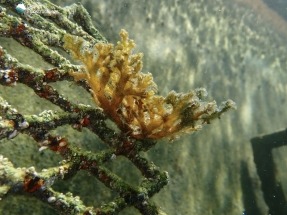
[64,29,235,139]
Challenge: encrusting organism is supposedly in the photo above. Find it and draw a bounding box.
[0,0,236,214]
[64,29,235,140]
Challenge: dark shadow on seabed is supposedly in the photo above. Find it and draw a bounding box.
[240,161,262,215]
[251,130,287,215]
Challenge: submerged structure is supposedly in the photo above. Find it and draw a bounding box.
[0,0,234,214]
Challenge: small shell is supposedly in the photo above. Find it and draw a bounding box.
[110,154,116,160]
[8,130,18,139]
[18,121,29,129]
[47,196,56,203]
[15,3,26,14]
